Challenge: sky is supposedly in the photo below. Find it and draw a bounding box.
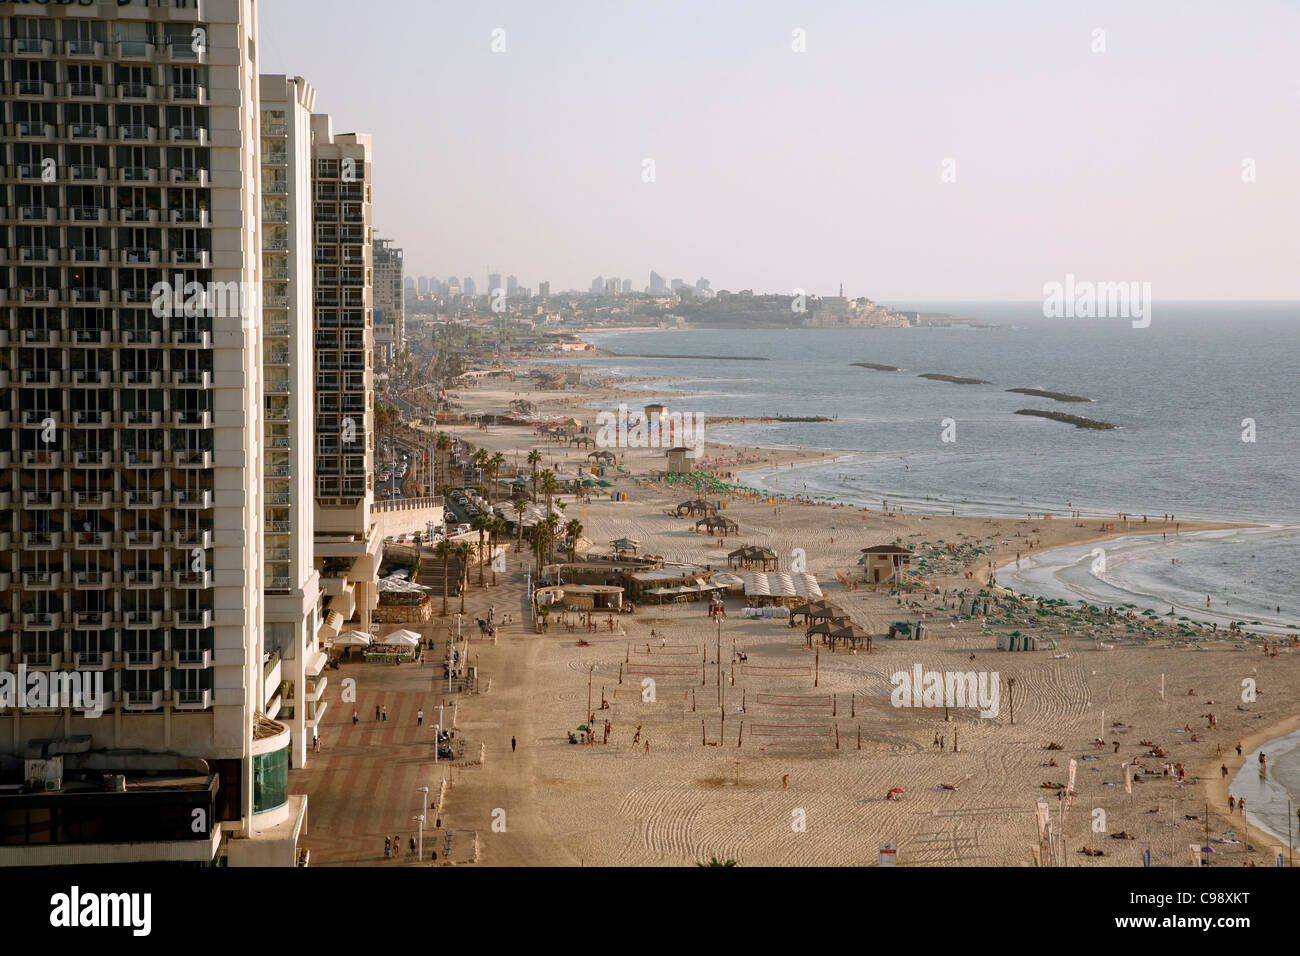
[258,0,1300,300]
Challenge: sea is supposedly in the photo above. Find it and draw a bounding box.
[557,301,1300,828]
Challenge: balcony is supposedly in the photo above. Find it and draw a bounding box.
[175,449,213,468]
[174,648,213,670]
[22,368,59,385]
[74,450,113,468]
[124,569,162,589]
[23,490,61,509]
[73,610,113,629]
[170,125,206,144]
[23,531,62,551]
[123,449,163,467]
[170,249,209,268]
[125,490,162,510]
[124,530,162,549]
[71,568,110,594]
[124,648,162,670]
[22,650,63,671]
[173,369,211,388]
[174,530,212,550]
[173,688,213,711]
[74,490,114,509]
[21,449,61,467]
[23,570,61,591]
[174,489,213,510]
[122,326,161,345]
[174,570,213,589]
[124,409,162,427]
[123,369,161,387]
[75,531,111,550]
[74,649,114,668]
[174,409,212,429]
[71,367,113,386]
[74,409,111,427]
[22,612,62,631]
[172,329,211,348]
[174,609,213,629]
[72,325,114,343]
[123,610,162,630]
[265,377,290,394]
[123,689,164,712]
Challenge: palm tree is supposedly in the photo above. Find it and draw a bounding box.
[526,449,542,498]
[487,515,507,586]
[530,521,550,572]
[435,432,451,491]
[512,498,527,548]
[539,469,558,518]
[471,513,493,588]
[696,856,738,867]
[564,518,583,564]
[486,451,505,505]
[433,538,455,617]
[541,514,560,565]
[471,447,488,486]
[453,541,473,615]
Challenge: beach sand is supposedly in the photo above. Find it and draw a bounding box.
[412,371,1298,867]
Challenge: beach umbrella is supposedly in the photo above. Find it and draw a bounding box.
[334,630,372,647]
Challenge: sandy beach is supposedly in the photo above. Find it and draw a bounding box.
[415,368,1299,867]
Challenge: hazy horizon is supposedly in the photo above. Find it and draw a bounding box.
[260,0,1300,301]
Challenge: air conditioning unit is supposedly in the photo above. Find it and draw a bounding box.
[25,757,63,792]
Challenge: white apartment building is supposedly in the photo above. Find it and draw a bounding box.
[0,0,302,866]
[310,115,381,637]
[259,73,325,771]
[372,235,403,364]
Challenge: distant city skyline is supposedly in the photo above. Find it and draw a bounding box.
[259,0,1300,300]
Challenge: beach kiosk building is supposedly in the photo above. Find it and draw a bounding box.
[861,544,914,584]
[666,446,696,474]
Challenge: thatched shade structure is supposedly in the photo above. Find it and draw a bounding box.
[568,435,595,448]
[695,515,738,537]
[675,497,717,517]
[829,622,873,652]
[727,545,778,570]
[806,617,850,637]
[587,450,616,463]
[806,604,845,621]
[790,599,834,624]
[610,537,640,556]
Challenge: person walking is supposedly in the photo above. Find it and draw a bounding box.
[352,711,359,726]
[511,735,517,752]
[375,705,381,722]
[417,708,424,726]
[381,705,388,722]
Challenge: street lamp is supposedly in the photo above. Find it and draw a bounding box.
[415,786,429,859]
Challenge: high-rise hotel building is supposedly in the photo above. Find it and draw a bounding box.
[310,115,381,636]
[372,235,402,364]
[0,0,304,866]
[258,73,324,771]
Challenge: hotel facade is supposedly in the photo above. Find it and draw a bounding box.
[0,0,386,866]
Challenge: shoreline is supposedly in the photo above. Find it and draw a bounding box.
[1209,713,1300,853]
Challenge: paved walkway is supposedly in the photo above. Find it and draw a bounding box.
[290,559,568,865]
